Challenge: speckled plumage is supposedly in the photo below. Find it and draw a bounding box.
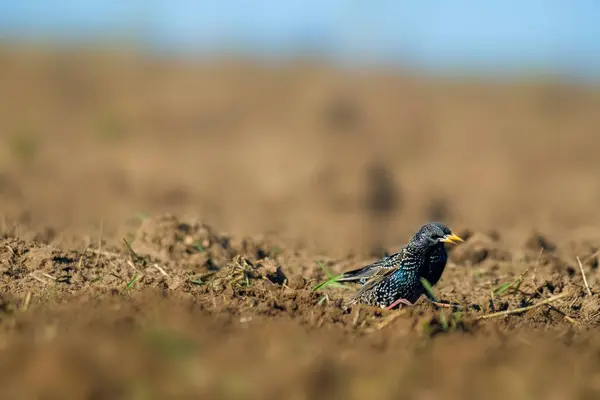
[341,222,462,309]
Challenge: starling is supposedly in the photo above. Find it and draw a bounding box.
[340,222,463,309]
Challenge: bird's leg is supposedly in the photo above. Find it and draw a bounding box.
[385,298,413,310]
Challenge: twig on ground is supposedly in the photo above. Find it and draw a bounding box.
[153,263,169,277]
[352,308,361,327]
[428,300,464,311]
[94,220,104,268]
[475,293,569,321]
[582,249,600,265]
[86,248,122,259]
[555,309,578,326]
[41,273,56,281]
[30,273,52,285]
[576,256,592,296]
[20,292,32,312]
[531,248,544,288]
[127,260,138,271]
[366,309,407,333]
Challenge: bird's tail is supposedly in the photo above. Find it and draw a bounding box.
[312,262,379,291]
[335,264,378,283]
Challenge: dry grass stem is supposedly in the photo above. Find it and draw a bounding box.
[576,256,592,296]
[475,293,570,321]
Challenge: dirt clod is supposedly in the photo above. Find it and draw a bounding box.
[450,232,509,265]
[526,232,557,252]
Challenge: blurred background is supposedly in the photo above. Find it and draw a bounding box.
[1,1,600,256]
[3,3,600,398]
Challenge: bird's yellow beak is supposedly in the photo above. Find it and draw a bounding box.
[440,233,464,244]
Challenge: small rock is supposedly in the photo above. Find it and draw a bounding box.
[288,275,307,290]
[168,278,182,290]
[542,254,572,274]
[486,230,501,242]
[188,252,210,271]
[257,258,287,285]
[450,232,493,265]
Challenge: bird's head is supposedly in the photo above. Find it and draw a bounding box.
[410,222,464,250]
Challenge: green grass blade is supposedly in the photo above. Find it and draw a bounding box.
[123,238,140,259]
[126,272,142,290]
[493,281,514,296]
[312,274,345,291]
[439,311,448,331]
[312,260,350,291]
[316,260,334,278]
[494,267,530,297]
[193,241,205,252]
[420,277,438,302]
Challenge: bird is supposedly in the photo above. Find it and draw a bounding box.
[339,222,463,309]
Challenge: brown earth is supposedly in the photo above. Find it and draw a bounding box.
[1,46,600,398]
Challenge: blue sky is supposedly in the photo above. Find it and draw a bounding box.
[0,1,599,77]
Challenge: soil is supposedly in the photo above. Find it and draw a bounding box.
[1,46,600,398]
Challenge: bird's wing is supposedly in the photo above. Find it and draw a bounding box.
[348,265,399,303]
[337,249,404,283]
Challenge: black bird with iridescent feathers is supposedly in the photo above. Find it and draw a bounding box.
[339,222,463,309]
